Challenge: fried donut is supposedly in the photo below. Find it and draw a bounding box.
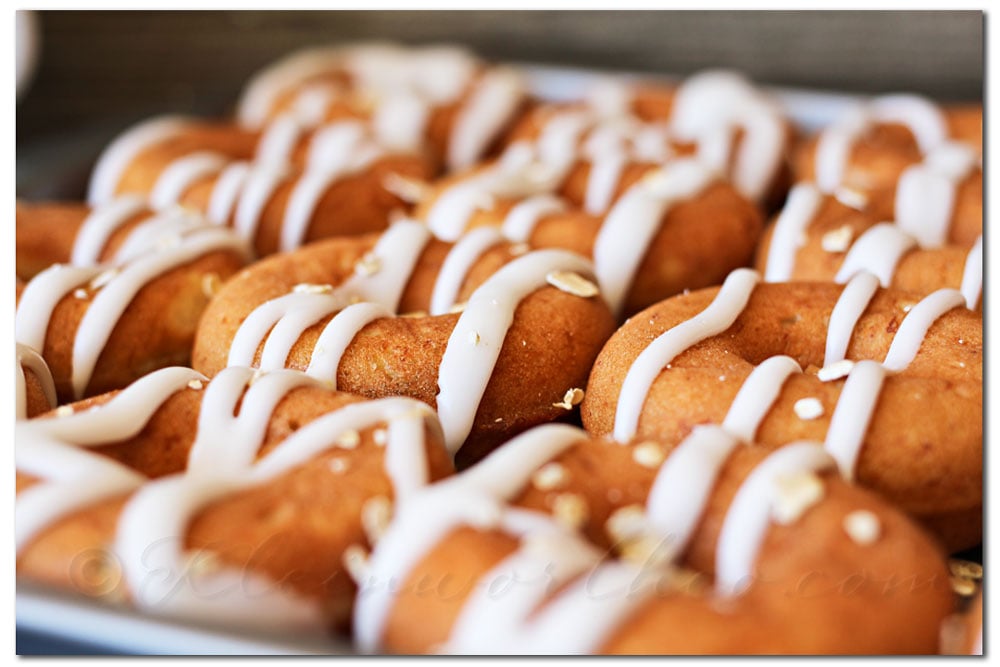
[501,70,793,208]
[354,424,952,654]
[16,343,56,419]
[758,183,982,310]
[791,94,982,240]
[85,116,432,257]
[16,366,453,633]
[15,224,250,402]
[235,42,528,171]
[192,220,616,465]
[582,269,982,551]
[410,155,763,317]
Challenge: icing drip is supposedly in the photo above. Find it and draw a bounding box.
[436,249,597,452]
[882,289,965,372]
[307,303,393,388]
[669,70,785,201]
[207,162,252,226]
[722,355,803,443]
[894,142,978,248]
[16,264,105,353]
[149,151,228,210]
[304,119,384,173]
[594,158,715,316]
[71,195,149,265]
[583,151,628,215]
[371,92,431,156]
[715,442,835,594]
[834,223,917,286]
[234,163,290,243]
[256,113,306,165]
[762,183,824,282]
[824,271,880,366]
[614,268,760,442]
[15,343,57,419]
[500,194,567,243]
[960,236,983,309]
[448,66,525,171]
[429,227,505,316]
[814,94,948,193]
[88,116,193,205]
[822,361,886,480]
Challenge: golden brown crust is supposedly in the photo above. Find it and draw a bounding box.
[581,282,982,550]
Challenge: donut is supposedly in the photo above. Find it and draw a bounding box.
[84,116,433,257]
[354,423,952,654]
[16,365,453,633]
[757,183,982,310]
[192,220,616,465]
[15,223,250,402]
[791,94,982,241]
[940,588,983,655]
[410,155,763,318]
[581,269,982,551]
[235,42,528,171]
[16,343,57,419]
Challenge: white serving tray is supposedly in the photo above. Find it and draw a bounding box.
[16,62,866,656]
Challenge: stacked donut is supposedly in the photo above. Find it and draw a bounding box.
[15,42,981,655]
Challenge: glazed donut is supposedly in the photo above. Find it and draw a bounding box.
[410,155,763,317]
[582,269,982,551]
[792,94,982,239]
[501,70,793,208]
[15,224,250,402]
[16,365,453,632]
[192,219,616,464]
[758,183,982,309]
[235,42,528,171]
[16,343,56,419]
[85,115,432,257]
[354,423,952,654]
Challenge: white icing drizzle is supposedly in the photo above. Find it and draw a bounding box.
[371,92,431,156]
[894,142,978,248]
[500,194,567,243]
[833,223,917,286]
[824,271,880,366]
[307,303,392,388]
[762,183,824,282]
[185,367,321,472]
[715,442,835,595]
[722,355,803,443]
[71,195,149,266]
[207,161,251,226]
[429,227,505,316]
[613,268,760,442]
[233,163,289,243]
[149,151,228,210]
[447,66,525,171]
[814,94,948,193]
[822,361,886,480]
[669,70,785,201]
[88,116,193,205]
[594,158,716,316]
[256,113,306,165]
[16,264,104,353]
[583,151,628,215]
[436,249,596,453]
[15,343,57,420]
[354,423,588,652]
[645,425,739,560]
[304,119,384,173]
[228,220,431,370]
[108,208,206,265]
[960,236,983,309]
[881,288,965,372]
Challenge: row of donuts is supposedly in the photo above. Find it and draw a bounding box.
[15,43,982,653]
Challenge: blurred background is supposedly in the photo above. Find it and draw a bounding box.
[15,10,984,198]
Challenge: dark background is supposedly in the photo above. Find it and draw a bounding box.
[15,10,984,198]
